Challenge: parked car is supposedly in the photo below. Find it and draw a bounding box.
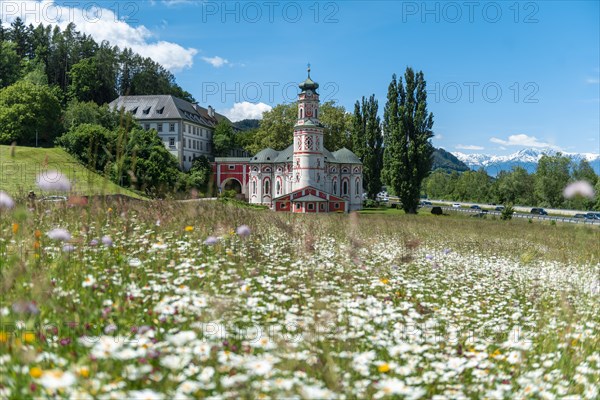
[470,205,481,210]
[452,203,461,208]
[584,213,600,220]
[419,200,432,206]
[494,206,505,211]
[530,208,548,215]
[573,214,586,219]
[39,195,68,202]
[377,192,389,202]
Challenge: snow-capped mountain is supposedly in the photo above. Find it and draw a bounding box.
[451,148,600,176]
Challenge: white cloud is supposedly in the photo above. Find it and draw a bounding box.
[220,102,272,121]
[0,0,197,71]
[434,133,443,140]
[202,56,229,68]
[455,144,484,150]
[586,78,600,84]
[490,134,561,150]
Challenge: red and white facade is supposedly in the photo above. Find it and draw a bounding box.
[212,68,363,213]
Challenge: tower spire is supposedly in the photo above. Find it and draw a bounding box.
[307,62,311,78]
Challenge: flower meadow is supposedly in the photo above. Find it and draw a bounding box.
[0,197,599,399]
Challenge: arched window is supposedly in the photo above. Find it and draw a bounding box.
[356,178,361,195]
[264,179,271,195]
[252,180,257,194]
[333,180,337,195]
[343,180,348,195]
[276,180,281,195]
[315,109,318,118]
[300,108,304,118]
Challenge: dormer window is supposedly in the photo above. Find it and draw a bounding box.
[130,107,138,114]
[156,107,164,114]
[143,107,151,114]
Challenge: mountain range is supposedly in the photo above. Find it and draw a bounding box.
[451,148,600,176]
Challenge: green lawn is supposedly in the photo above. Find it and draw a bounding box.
[0,145,144,199]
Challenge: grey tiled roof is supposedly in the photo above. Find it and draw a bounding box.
[250,148,280,163]
[109,95,231,128]
[274,145,294,163]
[332,148,362,164]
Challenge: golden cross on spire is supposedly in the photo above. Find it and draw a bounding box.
[307,63,311,77]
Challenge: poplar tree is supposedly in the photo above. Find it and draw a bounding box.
[382,68,434,214]
[352,95,383,199]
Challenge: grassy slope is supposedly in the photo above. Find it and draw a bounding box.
[0,145,143,199]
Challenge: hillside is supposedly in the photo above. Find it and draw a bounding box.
[432,148,470,172]
[234,119,261,131]
[0,145,144,199]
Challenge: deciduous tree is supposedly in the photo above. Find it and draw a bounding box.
[352,95,383,199]
[0,80,61,146]
[382,68,434,213]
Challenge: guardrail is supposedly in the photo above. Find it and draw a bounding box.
[421,206,600,226]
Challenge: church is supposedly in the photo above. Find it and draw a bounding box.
[212,67,363,213]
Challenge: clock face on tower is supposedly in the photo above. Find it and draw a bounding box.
[306,90,313,97]
[305,108,313,117]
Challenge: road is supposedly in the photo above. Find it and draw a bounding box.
[386,197,600,226]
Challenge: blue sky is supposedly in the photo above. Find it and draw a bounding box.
[3,1,599,155]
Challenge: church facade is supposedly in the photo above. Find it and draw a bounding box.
[212,68,363,213]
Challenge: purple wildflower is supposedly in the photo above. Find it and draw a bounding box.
[0,191,15,209]
[11,300,39,315]
[236,225,251,237]
[36,171,71,192]
[62,244,75,253]
[101,235,113,247]
[47,228,71,242]
[563,180,595,199]
[104,324,117,334]
[204,236,219,246]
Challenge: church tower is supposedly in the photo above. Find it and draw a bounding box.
[292,65,325,191]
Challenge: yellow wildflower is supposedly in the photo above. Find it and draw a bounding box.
[23,332,36,343]
[12,223,19,234]
[378,363,391,373]
[29,367,43,379]
[380,278,389,285]
[184,226,194,232]
[0,331,9,343]
[78,366,90,378]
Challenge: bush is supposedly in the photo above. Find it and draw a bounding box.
[220,189,238,199]
[500,203,514,220]
[363,199,379,208]
[431,206,443,215]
